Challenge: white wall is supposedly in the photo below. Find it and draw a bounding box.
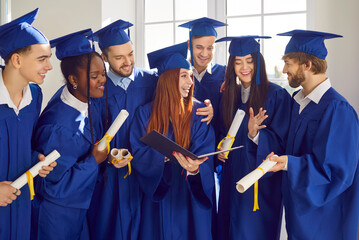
[11,0,102,109]
[101,0,136,42]
[310,0,359,113]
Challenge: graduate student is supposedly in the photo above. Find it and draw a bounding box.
[130,42,215,240]
[179,18,226,236]
[266,30,359,240]
[86,19,158,240]
[179,17,226,125]
[31,29,109,240]
[0,9,56,240]
[215,36,291,240]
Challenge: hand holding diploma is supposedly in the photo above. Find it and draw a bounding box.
[10,150,60,201]
[37,153,57,178]
[92,143,109,165]
[109,148,133,178]
[217,109,245,161]
[109,148,133,167]
[236,154,278,193]
[266,152,288,172]
[0,181,20,207]
[97,110,129,152]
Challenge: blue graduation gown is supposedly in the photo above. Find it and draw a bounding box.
[193,64,225,128]
[283,87,359,240]
[193,64,225,238]
[217,83,291,240]
[87,67,158,240]
[0,84,42,240]
[130,101,215,240]
[31,86,103,240]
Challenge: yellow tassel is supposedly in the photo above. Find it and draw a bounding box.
[96,133,113,154]
[124,161,132,179]
[253,181,259,211]
[217,134,235,158]
[253,167,265,211]
[25,171,35,200]
[112,155,133,179]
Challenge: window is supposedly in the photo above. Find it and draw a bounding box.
[137,0,308,93]
[223,0,307,93]
[136,0,207,69]
[0,0,11,64]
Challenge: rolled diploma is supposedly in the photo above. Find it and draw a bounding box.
[109,148,131,163]
[236,158,276,193]
[221,109,245,150]
[11,150,60,190]
[98,109,129,151]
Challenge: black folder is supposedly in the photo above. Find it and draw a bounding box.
[140,130,243,162]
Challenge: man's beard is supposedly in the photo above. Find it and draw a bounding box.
[288,68,305,88]
[110,65,133,78]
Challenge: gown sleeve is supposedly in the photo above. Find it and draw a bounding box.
[34,123,98,201]
[130,106,172,202]
[246,86,291,171]
[186,113,215,209]
[286,101,359,214]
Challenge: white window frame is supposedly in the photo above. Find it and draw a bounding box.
[135,0,314,69]
[135,0,218,69]
[0,0,10,65]
[0,0,11,24]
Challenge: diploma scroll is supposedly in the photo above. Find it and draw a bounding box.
[108,148,133,178]
[236,157,277,193]
[109,148,132,164]
[218,109,245,157]
[98,109,129,151]
[11,150,60,190]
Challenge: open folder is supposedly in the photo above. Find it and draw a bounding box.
[140,130,243,162]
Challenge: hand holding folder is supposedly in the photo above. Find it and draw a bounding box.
[140,130,243,162]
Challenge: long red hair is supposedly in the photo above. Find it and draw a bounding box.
[147,68,194,149]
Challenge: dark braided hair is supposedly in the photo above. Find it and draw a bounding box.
[60,51,106,144]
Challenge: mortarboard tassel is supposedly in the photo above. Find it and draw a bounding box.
[256,39,260,85]
[189,29,194,66]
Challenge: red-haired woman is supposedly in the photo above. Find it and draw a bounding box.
[130,42,215,240]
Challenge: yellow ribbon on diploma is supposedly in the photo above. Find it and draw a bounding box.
[253,167,265,211]
[25,171,35,200]
[97,133,113,154]
[112,155,133,179]
[217,134,235,158]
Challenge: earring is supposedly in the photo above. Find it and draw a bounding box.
[236,76,240,85]
[73,85,78,90]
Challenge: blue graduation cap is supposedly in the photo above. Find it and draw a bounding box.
[216,36,271,85]
[147,42,190,75]
[178,17,226,37]
[93,19,133,51]
[178,17,226,66]
[50,29,94,60]
[0,8,48,59]
[277,29,343,59]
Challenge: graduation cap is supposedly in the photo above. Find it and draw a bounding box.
[216,35,271,85]
[147,42,190,75]
[178,17,226,66]
[50,29,94,60]
[0,8,48,59]
[277,29,343,59]
[93,19,133,51]
[178,17,226,37]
